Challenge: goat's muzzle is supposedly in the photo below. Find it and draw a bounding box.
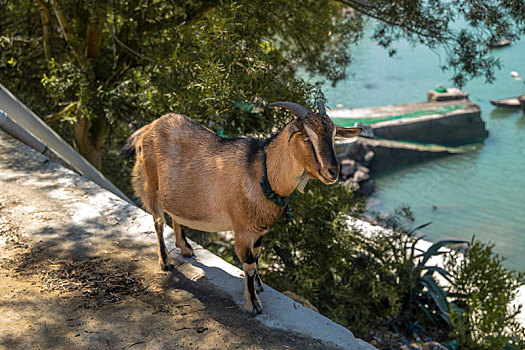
[318,163,340,184]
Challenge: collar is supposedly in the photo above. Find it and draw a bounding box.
[260,151,295,218]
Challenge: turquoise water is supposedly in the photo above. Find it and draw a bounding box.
[322,29,525,271]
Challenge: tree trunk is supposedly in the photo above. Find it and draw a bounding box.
[73,117,108,170]
[85,1,108,60]
[70,2,109,170]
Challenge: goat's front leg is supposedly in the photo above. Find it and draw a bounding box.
[253,235,264,293]
[235,234,262,314]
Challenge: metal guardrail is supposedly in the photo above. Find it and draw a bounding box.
[0,83,133,205]
[0,109,70,169]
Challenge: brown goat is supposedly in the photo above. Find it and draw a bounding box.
[122,101,361,313]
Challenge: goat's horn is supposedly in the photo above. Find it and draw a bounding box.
[317,100,326,115]
[269,102,312,119]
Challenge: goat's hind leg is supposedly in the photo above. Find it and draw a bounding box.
[169,215,194,258]
[153,215,172,271]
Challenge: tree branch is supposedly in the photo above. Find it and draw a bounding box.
[108,27,157,63]
[44,101,79,124]
[35,0,52,60]
[182,1,219,27]
[336,0,453,42]
[49,0,91,74]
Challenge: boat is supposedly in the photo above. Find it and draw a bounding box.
[490,39,512,48]
[490,95,525,110]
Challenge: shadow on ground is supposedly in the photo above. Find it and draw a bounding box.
[0,217,328,350]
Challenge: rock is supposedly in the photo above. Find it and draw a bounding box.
[353,166,370,183]
[340,159,356,179]
[356,165,369,174]
[364,150,375,164]
[358,179,375,197]
[343,141,367,162]
[423,341,448,350]
[342,179,360,192]
[196,326,208,333]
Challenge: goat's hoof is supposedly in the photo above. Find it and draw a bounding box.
[159,258,172,271]
[253,300,263,314]
[181,251,195,259]
[244,298,263,314]
[179,245,195,258]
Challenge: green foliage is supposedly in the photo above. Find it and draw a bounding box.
[348,208,466,333]
[445,239,525,350]
[262,192,460,336]
[407,237,467,326]
[2,0,525,176]
[262,181,381,333]
[1,0,363,176]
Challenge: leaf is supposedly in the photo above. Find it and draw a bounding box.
[409,235,426,261]
[408,221,433,235]
[416,300,438,325]
[421,266,453,283]
[419,274,451,324]
[416,240,467,268]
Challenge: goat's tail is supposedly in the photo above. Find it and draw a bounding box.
[121,126,148,158]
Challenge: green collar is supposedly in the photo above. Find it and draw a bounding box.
[260,152,295,218]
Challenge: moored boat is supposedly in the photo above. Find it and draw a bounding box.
[490,39,512,48]
[490,95,524,109]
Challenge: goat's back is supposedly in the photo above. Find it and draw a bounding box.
[130,113,265,232]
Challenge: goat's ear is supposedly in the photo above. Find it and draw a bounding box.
[287,118,302,140]
[335,125,362,138]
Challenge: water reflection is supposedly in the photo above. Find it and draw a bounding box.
[490,107,523,119]
[516,113,525,128]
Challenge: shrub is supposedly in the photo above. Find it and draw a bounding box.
[445,239,525,350]
[263,188,459,337]
[262,181,399,336]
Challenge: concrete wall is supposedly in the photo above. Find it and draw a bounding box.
[337,137,478,174]
[372,108,488,146]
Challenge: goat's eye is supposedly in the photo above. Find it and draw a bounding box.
[302,136,309,142]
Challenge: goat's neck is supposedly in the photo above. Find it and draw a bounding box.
[264,130,303,197]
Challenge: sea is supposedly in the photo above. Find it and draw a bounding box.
[321,25,525,271]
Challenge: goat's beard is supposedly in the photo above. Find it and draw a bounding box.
[297,172,311,193]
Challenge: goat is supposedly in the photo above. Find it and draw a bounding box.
[122,101,361,314]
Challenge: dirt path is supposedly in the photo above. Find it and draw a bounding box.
[0,132,335,350]
[0,190,328,350]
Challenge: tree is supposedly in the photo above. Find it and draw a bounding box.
[0,0,361,171]
[1,0,524,176]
